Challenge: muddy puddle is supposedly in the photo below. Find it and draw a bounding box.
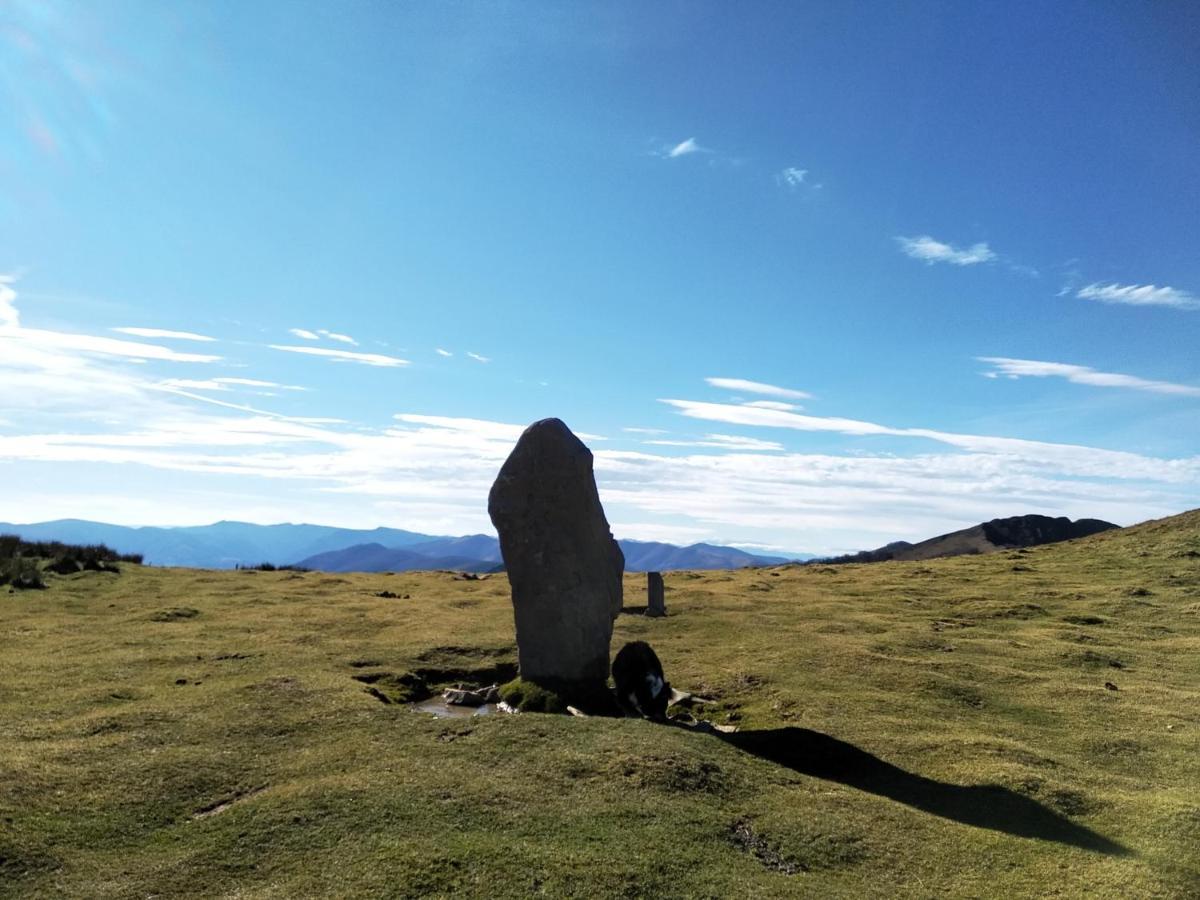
[413,699,499,718]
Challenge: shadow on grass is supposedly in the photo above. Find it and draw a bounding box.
[721,727,1130,856]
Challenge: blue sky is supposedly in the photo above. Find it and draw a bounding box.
[2,1,1198,554]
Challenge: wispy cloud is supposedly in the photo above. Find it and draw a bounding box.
[667,137,704,158]
[435,348,453,358]
[743,400,799,411]
[646,433,785,451]
[155,377,308,394]
[896,235,995,266]
[779,167,808,188]
[112,327,216,342]
[318,329,358,345]
[215,377,306,391]
[268,345,409,367]
[155,378,235,392]
[1076,282,1198,311]
[623,427,668,435]
[979,357,1200,398]
[705,377,811,400]
[1,280,221,364]
[289,328,320,340]
[466,352,490,363]
[658,396,1200,482]
[11,331,223,364]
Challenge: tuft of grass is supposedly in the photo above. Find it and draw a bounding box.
[149,606,200,621]
[497,677,569,713]
[352,670,430,704]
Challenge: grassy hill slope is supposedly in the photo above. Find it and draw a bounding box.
[2,511,1198,898]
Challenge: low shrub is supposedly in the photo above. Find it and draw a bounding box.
[0,535,141,566]
[1,557,46,591]
[235,562,310,572]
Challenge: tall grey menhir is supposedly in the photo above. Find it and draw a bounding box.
[488,418,624,688]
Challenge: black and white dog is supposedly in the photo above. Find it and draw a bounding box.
[612,640,672,721]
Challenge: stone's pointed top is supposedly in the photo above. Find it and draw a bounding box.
[489,418,623,687]
[511,417,590,457]
[526,417,572,434]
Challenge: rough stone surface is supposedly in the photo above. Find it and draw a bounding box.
[488,418,624,685]
[646,571,666,617]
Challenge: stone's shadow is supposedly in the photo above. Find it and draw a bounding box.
[619,605,649,615]
[721,727,1130,856]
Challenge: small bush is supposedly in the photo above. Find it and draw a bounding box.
[235,562,309,572]
[1,557,46,590]
[0,534,140,568]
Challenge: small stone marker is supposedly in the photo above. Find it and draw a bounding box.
[646,571,666,617]
[488,418,624,690]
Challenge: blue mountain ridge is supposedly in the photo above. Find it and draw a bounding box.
[0,520,437,569]
[0,520,812,571]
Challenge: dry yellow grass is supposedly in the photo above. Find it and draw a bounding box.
[2,510,1198,897]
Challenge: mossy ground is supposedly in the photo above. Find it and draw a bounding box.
[2,511,1199,897]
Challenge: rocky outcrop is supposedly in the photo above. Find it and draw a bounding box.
[980,515,1117,548]
[818,515,1120,565]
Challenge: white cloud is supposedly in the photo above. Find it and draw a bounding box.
[393,414,525,442]
[779,167,808,188]
[215,377,306,391]
[667,137,703,158]
[1076,282,1198,311]
[155,377,309,394]
[978,357,1200,398]
[3,278,220,364]
[0,274,19,328]
[646,434,785,452]
[112,327,216,342]
[743,400,798,411]
[896,235,995,266]
[659,397,1200,483]
[288,328,320,340]
[268,345,410,367]
[705,377,811,400]
[156,378,233,392]
[435,348,453,357]
[7,330,223,363]
[466,352,491,363]
[623,427,668,435]
[594,445,1194,555]
[613,522,712,544]
[318,329,358,345]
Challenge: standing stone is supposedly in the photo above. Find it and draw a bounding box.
[645,571,666,617]
[488,418,624,688]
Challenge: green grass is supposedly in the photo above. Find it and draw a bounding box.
[2,511,1199,898]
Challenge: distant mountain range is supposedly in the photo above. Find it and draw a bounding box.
[296,537,796,573]
[816,514,1120,565]
[0,519,805,572]
[0,520,436,570]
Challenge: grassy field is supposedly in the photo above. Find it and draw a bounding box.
[2,510,1199,898]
